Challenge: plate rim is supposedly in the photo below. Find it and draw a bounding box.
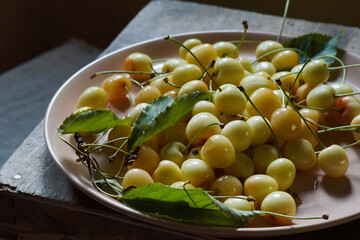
[44,30,360,238]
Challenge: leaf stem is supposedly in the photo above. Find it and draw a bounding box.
[182,181,198,207]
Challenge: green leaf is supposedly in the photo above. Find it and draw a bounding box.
[127,91,213,152]
[92,170,123,197]
[283,33,340,64]
[58,108,131,135]
[120,183,264,227]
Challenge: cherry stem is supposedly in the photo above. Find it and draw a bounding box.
[315,55,346,84]
[328,63,360,71]
[59,134,124,196]
[212,195,255,202]
[228,20,248,57]
[82,143,128,155]
[89,154,122,180]
[130,79,144,88]
[259,210,328,220]
[334,91,360,98]
[252,47,309,65]
[149,62,159,76]
[229,40,261,44]
[275,80,327,149]
[152,58,169,63]
[342,139,360,149]
[286,58,311,107]
[181,122,222,155]
[59,134,87,157]
[293,102,343,113]
[297,99,306,105]
[198,59,216,82]
[317,124,360,133]
[87,156,122,199]
[315,140,360,155]
[113,139,129,177]
[124,85,135,107]
[142,72,172,86]
[88,136,129,153]
[238,86,281,158]
[91,70,165,78]
[164,36,221,91]
[163,77,181,89]
[303,118,339,131]
[277,0,291,42]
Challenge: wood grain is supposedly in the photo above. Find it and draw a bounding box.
[102,0,360,56]
[0,192,209,240]
[0,39,101,167]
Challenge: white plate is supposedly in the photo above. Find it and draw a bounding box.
[44,31,360,238]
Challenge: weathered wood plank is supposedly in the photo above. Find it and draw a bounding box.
[0,192,209,240]
[102,0,360,57]
[0,39,101,167]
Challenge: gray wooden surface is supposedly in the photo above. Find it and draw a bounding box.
[0,39,101,167]
[1,0,360,239]
[102,0,360,56]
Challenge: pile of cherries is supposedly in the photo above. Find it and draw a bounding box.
[75,37,360,225]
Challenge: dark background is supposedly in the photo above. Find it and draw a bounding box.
[1,0,359,73]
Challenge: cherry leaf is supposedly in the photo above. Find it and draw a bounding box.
[58,108,131,135]
[127,91,213,152]
[120,183,264,227]
[283,33,341,64]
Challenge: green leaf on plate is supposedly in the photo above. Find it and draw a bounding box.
[92,170,123,197]
[58,108,131,135]
[283,33,341,64]
[120,183,264,227]
[127,91,213,152]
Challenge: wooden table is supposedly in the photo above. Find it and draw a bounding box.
[1,1,360,239]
